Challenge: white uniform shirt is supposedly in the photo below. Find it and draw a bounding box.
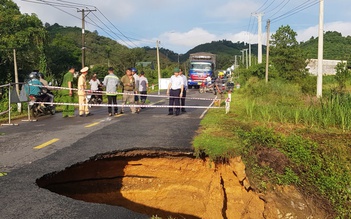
[181,74,188,90]
[170,75,184,90]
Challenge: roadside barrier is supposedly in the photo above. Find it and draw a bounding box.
[1,83,19,126]
[0,82,230,125]
[29,84,228,110]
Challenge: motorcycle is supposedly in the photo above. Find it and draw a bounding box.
[87,88,103,106]
[199,80,215,94]
[28,93,55,118]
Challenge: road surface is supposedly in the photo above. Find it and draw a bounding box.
[0,90,219,219]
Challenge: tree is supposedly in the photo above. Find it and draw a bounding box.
[0,0,47,84]
[334,62,350,91]
[270,25,307,81]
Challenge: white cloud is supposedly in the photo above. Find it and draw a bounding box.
[297,21,351,42]
[209,1,259,20]
[159,28,217,52]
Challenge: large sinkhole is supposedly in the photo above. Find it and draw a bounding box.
[36,149,322,219]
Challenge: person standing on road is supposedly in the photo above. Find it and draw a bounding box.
[38,72,54,107]
[78,67,91,117]
[120,68,136,114]
[167,67,184,116]
[89,73,102,103]
[179,68,188,113]
[103,67,120,116]
[215,71,225,95]
[62,66,75,117]
[132,67,140,113]
[138,71,148,108]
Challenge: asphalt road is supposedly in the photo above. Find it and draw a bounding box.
[0,89,218,219]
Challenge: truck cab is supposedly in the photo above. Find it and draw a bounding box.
[188,53,216,88]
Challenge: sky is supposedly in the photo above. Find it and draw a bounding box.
[12,0,351,54]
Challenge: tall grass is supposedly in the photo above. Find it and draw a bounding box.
[242,79,351,130]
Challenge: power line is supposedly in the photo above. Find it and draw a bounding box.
[255,0,270,12]
[260,0,276,13]
[270,0,319,23]
[89,12,134,47]
[267,0,291,18]
[21,0,81,19]
[95,8,138,47]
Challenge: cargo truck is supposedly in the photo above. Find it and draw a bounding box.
[187,52,216,88]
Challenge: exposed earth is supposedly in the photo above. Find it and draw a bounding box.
[37,149,328,219]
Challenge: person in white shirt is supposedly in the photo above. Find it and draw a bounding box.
[167,67,184,116]
[132,68,140,112]
[89,73,102,102]
[179,68,188,113]
[138,71,148,108]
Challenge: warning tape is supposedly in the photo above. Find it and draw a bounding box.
[32,101,225,109]
[29,84,219,101]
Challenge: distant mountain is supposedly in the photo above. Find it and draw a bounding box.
[144,40,266,64]
[300,31,351,61]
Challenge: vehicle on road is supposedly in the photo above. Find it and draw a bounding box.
[188,52,216,88]
[87,88,103,106]
[199,80,215,94]
[29,92,55,118]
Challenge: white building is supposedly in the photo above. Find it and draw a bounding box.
[306,59,346,76]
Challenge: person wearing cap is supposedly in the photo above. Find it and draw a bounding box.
[62,66,75,117]
[179,68,188,113]
[167,67,184,116]
[120,68,136,114]
[132,68,140,112]
[103,67,120,116]
[138,71,148,108]
[215,71,225,95]
[78,66,92,117]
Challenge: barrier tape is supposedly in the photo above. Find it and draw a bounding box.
[32,101,225,109]
[0,83,11,88]
[29,84,219,101]
[0,107,11,116]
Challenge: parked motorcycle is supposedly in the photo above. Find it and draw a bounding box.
[199,80,215,94]
[87,89,103,106]
[28,93,55,118]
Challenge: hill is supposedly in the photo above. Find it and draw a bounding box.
[300,31,351,62]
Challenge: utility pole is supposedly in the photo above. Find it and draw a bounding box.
[244,49,248,69]
[13,49,21,112]
[253,13,264,64]
[249,43,252,67]
[156,40,161,95]
[317,0,324,98]
[241,50,245,65]
[265,19,271,83]
[77,8,96,68]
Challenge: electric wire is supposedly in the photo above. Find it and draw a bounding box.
[21,0,81,19]
[255,0,270,13]
[95,8,139,47]
[89,12,134,48]
[260,0,276,13]
[270,0,319,23]
[268,0,291,18]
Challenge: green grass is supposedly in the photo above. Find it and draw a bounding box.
[192,79,351,218]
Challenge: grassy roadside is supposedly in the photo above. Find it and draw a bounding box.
[193,81,351,218]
